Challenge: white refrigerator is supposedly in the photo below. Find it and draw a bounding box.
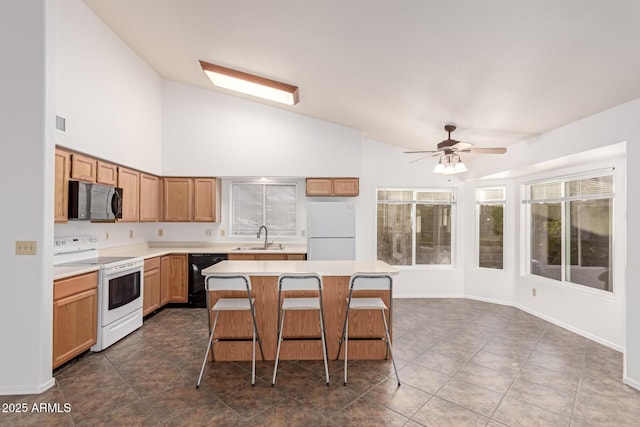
[307,202,356,260]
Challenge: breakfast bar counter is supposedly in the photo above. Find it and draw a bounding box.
[201,260,398,361]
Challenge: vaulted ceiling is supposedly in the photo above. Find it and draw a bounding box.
[82,0,640,152]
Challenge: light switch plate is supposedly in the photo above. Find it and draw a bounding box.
[16,241,37,255]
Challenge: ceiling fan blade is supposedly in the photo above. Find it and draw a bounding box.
[409,156,431,164]
[450,141,473,150]
[404,150,439,154]
[461,147,507,154]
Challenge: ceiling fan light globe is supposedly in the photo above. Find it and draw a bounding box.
[443,164,456,175]
[455,161,467,172]
[433,163,445,173]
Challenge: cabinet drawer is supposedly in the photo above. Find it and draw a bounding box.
[144,256,161,271]
[54,272,98,301]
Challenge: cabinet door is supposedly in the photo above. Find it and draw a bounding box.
[143,257,161,316]
[163,178,193,221]
[70,153,97,182]
[139,173,161,222]
[228,253,257,260]
[118,167,140,222]
[333,178,359,196]
[193,178,219,222]
[96,161,118,186]
[257,254,287,260]
[54,148,70,223]
[53,272,98,368]
[161,254,188,303]
[306,178,333,196]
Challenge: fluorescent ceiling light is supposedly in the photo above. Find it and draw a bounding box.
[199,60,299,105]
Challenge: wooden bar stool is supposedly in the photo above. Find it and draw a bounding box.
[196,274,264,388]
[336,273,400,386]
[272,273,330,386]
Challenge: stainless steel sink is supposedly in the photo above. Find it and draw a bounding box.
[233,245,284,251]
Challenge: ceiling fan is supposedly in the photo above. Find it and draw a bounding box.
[405,124,507,174]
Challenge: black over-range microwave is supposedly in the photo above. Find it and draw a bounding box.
[68,181,123,221]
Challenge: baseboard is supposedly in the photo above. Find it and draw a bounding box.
[0,377,55,396]
[393,293,465,299]
[464,295,513,307]
[515,304,624,352]
[391,293,623,353]
[623,376,640,392]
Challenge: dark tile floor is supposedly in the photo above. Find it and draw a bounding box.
[2,299,640,426]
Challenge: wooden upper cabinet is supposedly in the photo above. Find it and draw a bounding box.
[193,178,220,222]
[163,177,193,222]
[54,148,70,223]
[139,173,161,222]
[306,178,333,196]
[306,178,359,197]
[118,167,140,222]
[70,153,97,182]
[163,177,220,222]
[333,178,359,196]
[96,160,118,186]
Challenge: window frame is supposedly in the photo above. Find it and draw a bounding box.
[475,186,506,271]
[522,168,615,295]
[376,187,457,268]
[230,180,299,238]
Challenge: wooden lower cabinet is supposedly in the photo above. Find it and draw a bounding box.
[53,272,98,369]
[161,254,188,303]
[143,257,161,316]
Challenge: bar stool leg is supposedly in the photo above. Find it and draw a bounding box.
[380,309,400,386]
[319,309,329,385]
[196,311,220,389]
[343,316,349,385]
[271,310,286,386]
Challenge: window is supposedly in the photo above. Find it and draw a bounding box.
[377,189,455,266]
[524,172,613,292]
[231,182,297,237]
[476,187,505,270]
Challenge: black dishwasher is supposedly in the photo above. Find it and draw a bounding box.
[188,253,228,307]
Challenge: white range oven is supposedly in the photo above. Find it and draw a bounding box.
[53,235,144,351]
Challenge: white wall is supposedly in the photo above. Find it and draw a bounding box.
[0,0,55,394]
[55,0,162,174]
[161,80,363,177]
[462,180,516,305]
[361,139,466,297]
[464,98,640,373]
[626,143,640,389]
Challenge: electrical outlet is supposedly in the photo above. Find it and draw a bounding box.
[220,229,225,237]
[205,229,212,236]
[158,228,164,237]
[532,288,537,297]
[129,230,134,239]
[301,230,306,237]
[15,241,37,255]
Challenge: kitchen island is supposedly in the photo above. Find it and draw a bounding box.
[201,260,398,361]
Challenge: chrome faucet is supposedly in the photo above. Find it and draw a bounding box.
[257,225,269,249]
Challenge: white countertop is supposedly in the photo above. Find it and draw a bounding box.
[53,242,308,280]
[201,260,398,276]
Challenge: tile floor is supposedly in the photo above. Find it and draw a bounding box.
[2,299,640,426]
